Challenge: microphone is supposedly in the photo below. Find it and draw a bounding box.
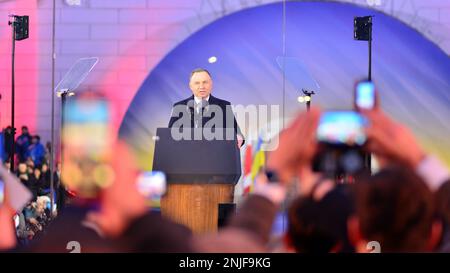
[200,99,209,114]
[186,99,195,116]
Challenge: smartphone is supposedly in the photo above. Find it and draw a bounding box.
[0,180,4,204]
[62,97,114,198]
[136,171,167,200]
[355,80,376,110]
[317,111,368,146]
[0,133,4,164]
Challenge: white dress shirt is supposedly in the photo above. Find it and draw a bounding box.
[194,95,210,114]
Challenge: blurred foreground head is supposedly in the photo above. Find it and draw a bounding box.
[61,96,115,200]
[286,186,354,253]
[350,166,442,252]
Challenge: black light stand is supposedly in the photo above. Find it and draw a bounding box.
[8,15,29,173]
[55,89,74,214]
[354,16,373,172]
[301,89,315,112]
[56,89,75,173]
[50,0,57,217]
[354,16,373,79]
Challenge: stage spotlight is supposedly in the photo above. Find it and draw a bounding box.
[65,0,82,6]
[297,96,305,103]
[354,16,372,41]
[208,56,217,63]
[56,90,75,98]
[304,96,311,102]
[11,16,29,41]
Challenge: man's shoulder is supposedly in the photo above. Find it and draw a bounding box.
[172,96,193,106]
[210,95,231,106]
[172,95,232,106]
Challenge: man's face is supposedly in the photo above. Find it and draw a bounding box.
[36,201,45,213]
[18,163,27,173]
[22,128,28,135]
[189,71,213,99]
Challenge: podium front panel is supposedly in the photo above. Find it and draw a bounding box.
[152,128,242,184]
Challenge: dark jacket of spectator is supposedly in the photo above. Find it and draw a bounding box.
[27,141,45,166]
[16,130,31,163]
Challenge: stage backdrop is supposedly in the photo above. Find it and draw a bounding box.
[119,1,450,173]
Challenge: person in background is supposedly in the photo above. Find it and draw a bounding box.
[15,212,35,245]
[24,200,47,239]
[53,162,67,212]
[40,163,52,195]
[2,126,14,163]
[17,163,30,192]
[29,167,44,198]
[25,158,34,176]
[27,136,45,167]
[17,163,28,178]
[4,160,11,173]
[16,126,31,163]
[44,142,51,165]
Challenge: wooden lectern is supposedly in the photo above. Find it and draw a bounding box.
[153,128,241,234]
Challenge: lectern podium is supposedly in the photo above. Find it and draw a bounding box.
[152,128,241,233]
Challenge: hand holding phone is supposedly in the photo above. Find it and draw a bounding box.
[62,97,114,198]
[136,171,167,200]
[317,110,369,146]
[314,111,369,175]
[0,180,4,205]
[0,164,32,211]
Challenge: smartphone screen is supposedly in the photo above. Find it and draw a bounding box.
[0,133,4,164]
[317,111,368,146]
[0,180,4,204]
[62,98,114,198]
[136,171,167,201]
[355,81,375,109]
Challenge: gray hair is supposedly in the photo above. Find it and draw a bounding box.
[190,68,212,81]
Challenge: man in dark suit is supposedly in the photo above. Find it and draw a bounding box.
[168,68,244,148]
